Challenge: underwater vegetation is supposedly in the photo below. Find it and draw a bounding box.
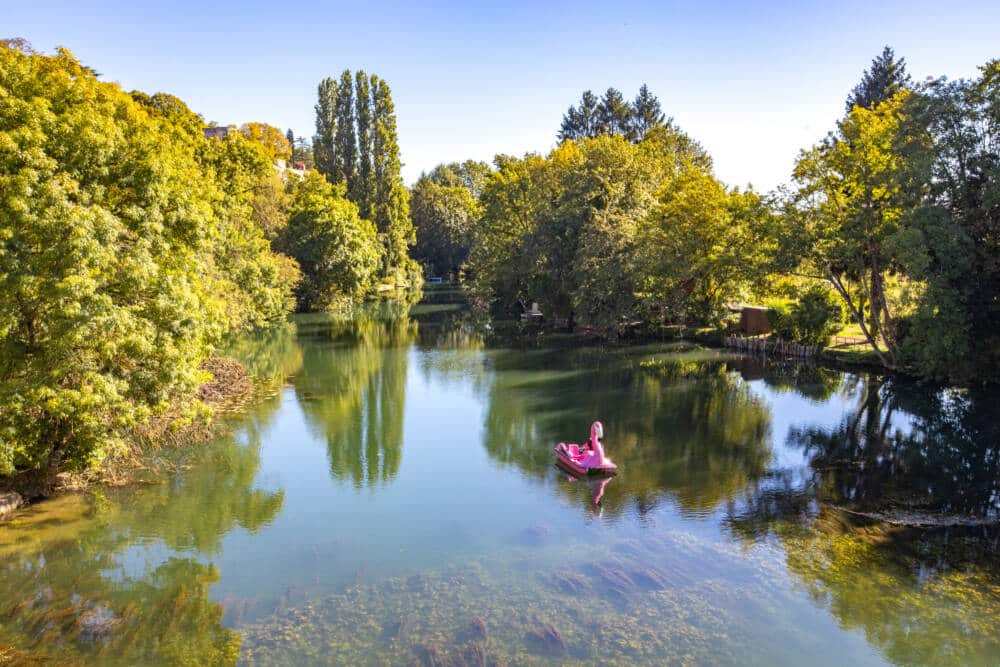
[237,529,861,666]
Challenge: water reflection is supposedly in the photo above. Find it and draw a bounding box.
[727,377,1000,536]
[2,289,999,666]
[0,430,282,664]
[481,350,773,518]
[772,512,1000,667]
[294,303,416,489]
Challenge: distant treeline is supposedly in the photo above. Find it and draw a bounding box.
[409,48,1000,384]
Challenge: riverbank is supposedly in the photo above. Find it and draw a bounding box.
[482,318,890,376]
[0,356,258,522]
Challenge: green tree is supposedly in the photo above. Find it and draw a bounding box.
[630,83,667,141]
[371,76,415,278]
[279,171,380,310]
[334,70,358,197]
[597,87,633,139]
[468,153,550,308]
[0,44,225,479]
[788,92,925,369]
[559,85,668,144]
[559,90,601,141]
[411,169,481,277]
[425,160,492,198]
[354,71,375,220]
[314,77,337,178]
[636,163,772,325]
[846,46,912,112]
[890,62,1000,381]
[468,125,735,329]
[200,131,300,328]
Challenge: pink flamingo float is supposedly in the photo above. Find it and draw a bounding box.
[554,421,618,476]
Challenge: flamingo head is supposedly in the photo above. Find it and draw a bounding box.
[591,421,604,441]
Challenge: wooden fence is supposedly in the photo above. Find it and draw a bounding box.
[724,335,819,359]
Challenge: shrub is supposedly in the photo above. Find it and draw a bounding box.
[767,288,844,345]
[793,286,846,345]
[766,300,798,340]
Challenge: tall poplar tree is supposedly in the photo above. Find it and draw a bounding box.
[314,77,337,179]
[334,70,358,195]
[354,71,375,220]
[371,77,413,274]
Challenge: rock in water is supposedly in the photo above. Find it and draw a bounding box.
[0,492,24,520]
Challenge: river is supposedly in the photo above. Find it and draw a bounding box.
[1,287,998,666]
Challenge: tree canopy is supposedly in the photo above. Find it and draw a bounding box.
[0,42,300,480]
[845,46,912,112]
[559,85,669,142]
[410,161,491,277]
[315,70,415,283]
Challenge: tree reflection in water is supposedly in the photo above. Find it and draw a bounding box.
[293,302,417,489]
[480,348,773,518]
[724,375,1000,667]
[0,427,284,665]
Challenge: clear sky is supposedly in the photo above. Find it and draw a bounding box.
[6,0,999,190]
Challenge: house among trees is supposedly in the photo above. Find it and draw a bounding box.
[726,303,772,336]
[203,125,234,139]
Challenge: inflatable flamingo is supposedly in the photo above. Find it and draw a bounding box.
[554,421,617,475]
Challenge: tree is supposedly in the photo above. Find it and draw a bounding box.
[468,153,549,307]
[559,85,668,143]
[789,93,924,369]
[468,123,729,330]
[630,83,667,141]
[425,160,492,199]
[314,77,337,178]
[410,166,482,277]
[636,163,771,325]
[0,42,304,484]
[313,71,414,281]
[889,62,1000,381]
[0,44,225,480]
[558,90,600,141]
[129,91,204,136]
[200,131,299,328]
[354,71,375,220]
[334,70,358,197]
[597,87,633,139]
[239,122,291,161]
[286,128,295,162]
[278,171,380,310]
[846,46,912,112]
[371,76,415,278]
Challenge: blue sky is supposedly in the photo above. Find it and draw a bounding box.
[6,1,999,189]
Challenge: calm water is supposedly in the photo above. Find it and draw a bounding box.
[2,288,1000,666]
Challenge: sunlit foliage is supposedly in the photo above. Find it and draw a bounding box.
[0,42,298,479]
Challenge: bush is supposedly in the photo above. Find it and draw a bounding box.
[767,288,844,345]
[766,300,798,340]
[793,286,846,345]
